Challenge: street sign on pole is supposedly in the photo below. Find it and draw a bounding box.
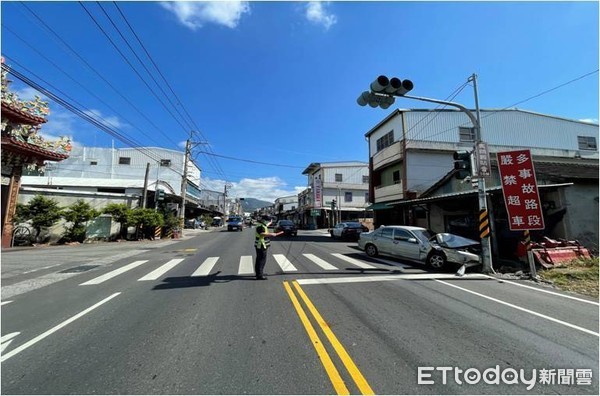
[474,142,491,177]
[497,149,545,231]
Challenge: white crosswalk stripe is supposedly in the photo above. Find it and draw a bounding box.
[138,259,185,281]
[238,256,254,275]
[273,254,298,272]
[191,257,220,277]
[331,253,376,269]
[80,260,149,285]
[76,252,401,286]
[303,254,338,270]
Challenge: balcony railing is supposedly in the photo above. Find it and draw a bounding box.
[373,140,403,171]
[374,182,403,202]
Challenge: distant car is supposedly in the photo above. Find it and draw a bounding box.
[227,216,244,232]
[357,225,481,270]
[184,218,200,229]
[330,222,369,241]
[211,217,223,227]
[275,220,298,236]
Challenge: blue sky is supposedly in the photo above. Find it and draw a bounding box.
[2,1,598,202]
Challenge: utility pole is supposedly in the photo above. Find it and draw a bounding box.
[179,133,192,234]
[142,162,150,208]
[469,73,493,274]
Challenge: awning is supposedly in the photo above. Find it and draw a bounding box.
[385,183,574,206]
[365,202,393,210]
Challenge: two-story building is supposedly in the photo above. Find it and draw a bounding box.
[299,161,372,229]
[365,108,599,254]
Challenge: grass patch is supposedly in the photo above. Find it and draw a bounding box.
[539,257,599,298]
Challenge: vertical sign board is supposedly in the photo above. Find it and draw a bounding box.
[313,178,322,209]
[496,149,545,231]
[475,142,491,177]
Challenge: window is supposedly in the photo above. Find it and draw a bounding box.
[362,175,369,183]
[376,131,394,152]
[98,187,126,194]
[578,136,597,150]
[345,192,352,202]
[160,159,171,167]
[380,227,393,239]
[393,170,401,184]
[459,127,476,142]
[365,192,370,203]
[394,229,413,241]
[90,161,98,166]
[335,173,343,182]
[118,157,131,165]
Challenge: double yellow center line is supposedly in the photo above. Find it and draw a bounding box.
[283,280,374,395]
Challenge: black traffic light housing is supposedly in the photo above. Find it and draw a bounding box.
[356,75,414,109]
[156,189,166,201]
[331,199,337,210]
[453,150,472,179]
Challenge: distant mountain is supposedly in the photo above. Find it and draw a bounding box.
[240,198,273,213]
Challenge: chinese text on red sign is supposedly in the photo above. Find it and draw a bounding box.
[496,149,545,231]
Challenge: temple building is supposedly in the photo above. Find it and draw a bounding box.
[1,58,71,247]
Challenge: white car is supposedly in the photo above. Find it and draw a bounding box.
[357,225,481,270]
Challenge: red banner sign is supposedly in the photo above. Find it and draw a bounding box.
[496,149,545,231]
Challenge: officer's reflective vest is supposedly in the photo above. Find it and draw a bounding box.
[255,223,271,249]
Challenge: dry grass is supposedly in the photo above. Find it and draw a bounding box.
[538,257,599,298]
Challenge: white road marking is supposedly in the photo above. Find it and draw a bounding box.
[297,273,487,285]
[138,259,185,281]
[331,253,376,269]
[80,261,148,285]
[273,254,298,272]
[0,332,20,353]
[191,257,219,277]
[0,293,121,362]
[238,256,254,275]
[371,257,408,271]
[435,280,599,337]
[481,274,600,306]
[1,301,13,306]
[303,254,337,270]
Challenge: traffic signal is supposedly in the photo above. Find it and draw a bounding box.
[331,199,337,210]
[357,75,413,109]
[453,151,472,179]
[156,189,165,201]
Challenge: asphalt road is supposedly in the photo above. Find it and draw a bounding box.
[1,228,598,394]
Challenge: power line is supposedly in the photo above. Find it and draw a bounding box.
[194,151,306,169]
[16,1,177,147]
[110,2,229,182]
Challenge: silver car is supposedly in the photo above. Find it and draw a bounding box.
[357,225,481,270]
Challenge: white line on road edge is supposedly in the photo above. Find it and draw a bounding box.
[0,332,20,353]
[138,259,185,281]
[1,301,13,306]
[434,280,599,337]
[80,261,148,285]
[297,273,487,285]
[480,274,600,306]
[0,293,121,362]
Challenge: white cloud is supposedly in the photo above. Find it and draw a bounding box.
[201,176,305,203]
[305,2,337,30]
[13,86,47,101]
[579,118,599,124]
[160,1,250,30]
[83,109,126,130]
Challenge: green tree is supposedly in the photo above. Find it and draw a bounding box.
[62,200,100,243]
[14,195,63,242]
[131,208,164,239]
[102,203,132,240]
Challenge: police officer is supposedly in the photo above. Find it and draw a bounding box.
[254,216,283,280]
